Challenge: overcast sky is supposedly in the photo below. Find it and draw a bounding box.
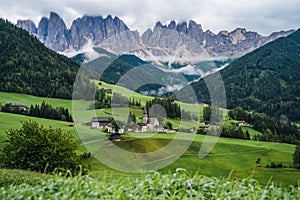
[0,0,299,35]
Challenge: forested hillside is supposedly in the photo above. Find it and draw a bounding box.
[192,29,300,121]
[84,49,147,84]
[0,19,80,99]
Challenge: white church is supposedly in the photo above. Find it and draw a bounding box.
[132,108,160,132]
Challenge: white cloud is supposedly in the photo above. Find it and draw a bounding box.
[0,0,299,35]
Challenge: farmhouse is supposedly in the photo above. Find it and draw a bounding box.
[238,121,248,126]
[90,117,125,133]
[91,117,111,129]
[109,133,121,141]
[237,120,248,126]
[9,103,28,111]
[97,88,112,94]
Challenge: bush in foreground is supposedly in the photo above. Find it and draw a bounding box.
[0,169,299,199]
[0,120,87,174]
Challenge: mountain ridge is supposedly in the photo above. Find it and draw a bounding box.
[16,12,294,62]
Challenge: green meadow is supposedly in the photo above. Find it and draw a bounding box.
[0,90,300,186]
[0,91,72,110]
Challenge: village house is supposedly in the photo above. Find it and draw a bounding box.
[230,120,248,127]
[90,117,125,133]
[238,120,248,126]
[91,117,111,129]
[9,103,28,111]
[133,123,148,133]
[109,133,121,141]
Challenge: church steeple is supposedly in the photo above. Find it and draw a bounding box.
[143,107,148,124]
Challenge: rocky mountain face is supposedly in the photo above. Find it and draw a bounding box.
[141,21,294,58]
[17,12,132,52]
[16,12,294,60]
[37,17,49,42]
[16,19,37,34]
[44,12,71,52]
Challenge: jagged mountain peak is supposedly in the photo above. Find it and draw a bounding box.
[16,19,37,34]
[16,13,295,61]
[188,20,203,32]
[105,14,114,20]
[45,12,70,52]
[49,11,60,18]
[176,21,188,33]
[167,20,176,30]
[155,21,164,28]
[205,29,215,36]
[154,20,203,34]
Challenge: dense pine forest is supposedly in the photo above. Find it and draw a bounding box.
[192,29,300,121]
[0,19,80,99]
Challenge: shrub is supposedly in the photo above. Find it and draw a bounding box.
[0,120,87,175]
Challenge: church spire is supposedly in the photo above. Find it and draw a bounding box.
[143,107,148,123]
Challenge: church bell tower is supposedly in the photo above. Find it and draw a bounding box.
[143,107,148,124]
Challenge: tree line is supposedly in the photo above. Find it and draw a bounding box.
[197,125,250,140]
[228,107,300,144]
[145,96,197,120]
[92,90,142,109]
[1,101,73,122]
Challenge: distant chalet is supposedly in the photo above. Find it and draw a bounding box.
[5,103,28,112]
[97,88,112,94]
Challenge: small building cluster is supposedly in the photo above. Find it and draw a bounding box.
[90,108,161,134]
[91,117,124,134]
[132,108,160,133]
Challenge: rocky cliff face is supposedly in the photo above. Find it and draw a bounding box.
[70,15,130,50]
[44,12,71,52]
[16,12,294,61]
[139,21,294,58]
[37,17,49,42]
[16,19,37,34]
[16,12,131,52]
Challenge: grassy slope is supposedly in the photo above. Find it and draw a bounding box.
[82,131,299,186]
[98,81,154,106]
[0,110,299,185]
[0,91,72,110]
[1,90,299,185]
[0,112,78,147]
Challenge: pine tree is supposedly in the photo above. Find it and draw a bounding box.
[293,144,300,168]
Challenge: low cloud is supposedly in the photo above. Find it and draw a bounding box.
[0,0,299,35]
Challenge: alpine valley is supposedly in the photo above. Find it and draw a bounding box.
[1,10,300,198]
